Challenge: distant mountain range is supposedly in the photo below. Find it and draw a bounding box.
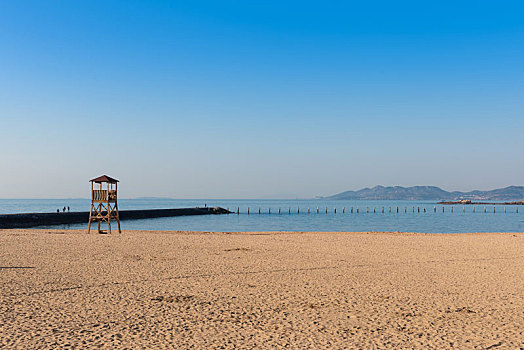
[326,186,524,201]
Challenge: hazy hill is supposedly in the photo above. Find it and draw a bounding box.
[326,185,524,201]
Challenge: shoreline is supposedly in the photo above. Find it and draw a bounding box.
[5,228,524,236]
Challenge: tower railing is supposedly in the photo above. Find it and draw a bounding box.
[92,190,117,202]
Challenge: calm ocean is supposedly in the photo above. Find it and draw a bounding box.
[0,198,523,233]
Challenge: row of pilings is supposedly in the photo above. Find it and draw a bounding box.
[227,206,520,215]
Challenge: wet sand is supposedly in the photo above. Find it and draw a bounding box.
[1,229,523,349]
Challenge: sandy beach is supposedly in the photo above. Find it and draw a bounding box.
[1,229,523,349]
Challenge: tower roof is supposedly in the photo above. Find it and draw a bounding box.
[90,175,119,183]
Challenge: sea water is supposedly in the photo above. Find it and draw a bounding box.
[0,198,522,233]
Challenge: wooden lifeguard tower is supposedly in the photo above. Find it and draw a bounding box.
[88,175,121,234]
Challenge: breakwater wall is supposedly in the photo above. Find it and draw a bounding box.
[0,207,231,229]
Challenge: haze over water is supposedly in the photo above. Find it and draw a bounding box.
[2,198,522,233]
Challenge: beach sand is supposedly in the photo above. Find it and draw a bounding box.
[1,229,523,349]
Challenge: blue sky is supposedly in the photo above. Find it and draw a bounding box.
[1,1,523,198]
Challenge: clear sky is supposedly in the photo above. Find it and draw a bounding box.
[1,1,523,198]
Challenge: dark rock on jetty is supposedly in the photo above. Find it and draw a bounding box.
[0,207,232,229]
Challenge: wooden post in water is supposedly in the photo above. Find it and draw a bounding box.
[308,208,310,214]
[269,208,271,214]
[326,207,328,214]
[405,207,407,213]
[334,208,337,214]
[237,207,239,215]
[397,206,399,213]
[343,207,345,213]
[417,207,420,213]
[374,207,376,213]
[382,206,384,213]
[279,208,281,215]
[248,207,250,215]
[289,207,291,214]
[413,207,415,213]
[357,207,359,213]
[298,207,300,214]
[259,208,261,214]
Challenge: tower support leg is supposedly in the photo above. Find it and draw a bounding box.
[115,204,121,233]
[88,204,93,233]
